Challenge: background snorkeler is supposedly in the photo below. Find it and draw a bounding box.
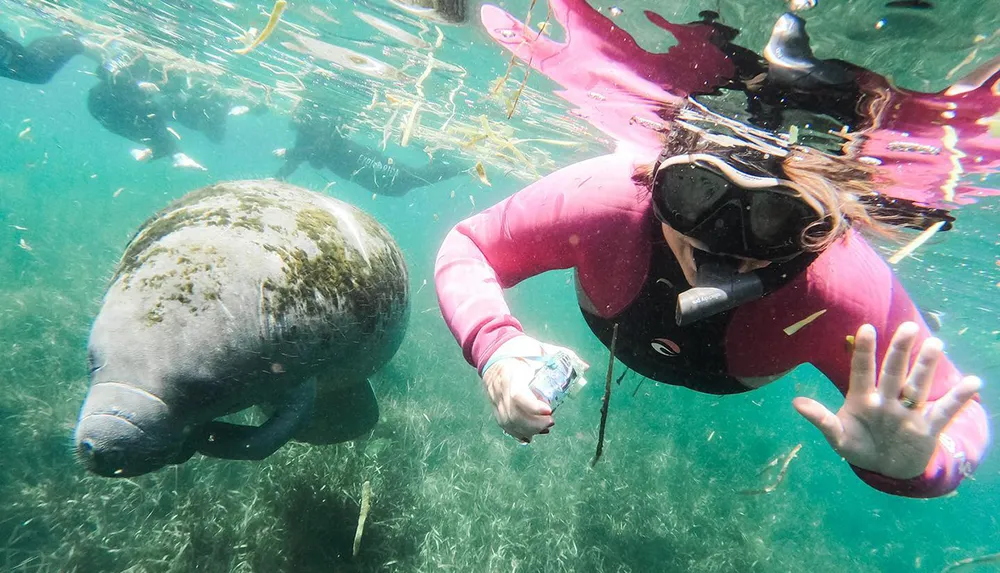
[276,95,466,197]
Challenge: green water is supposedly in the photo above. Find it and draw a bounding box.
[1,0,998,571]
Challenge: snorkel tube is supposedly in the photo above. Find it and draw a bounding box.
[676,258,764,326]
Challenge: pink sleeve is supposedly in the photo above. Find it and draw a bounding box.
[731,233,990,497]
[434,153,648,374]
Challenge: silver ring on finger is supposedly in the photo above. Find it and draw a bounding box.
[899,386,924,410]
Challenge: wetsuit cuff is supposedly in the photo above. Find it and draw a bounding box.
[849,464,942,498]
[479,335,538,378]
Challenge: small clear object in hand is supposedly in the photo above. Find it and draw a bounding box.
[528,350,588,410]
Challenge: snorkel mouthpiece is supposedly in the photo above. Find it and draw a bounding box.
[676,260,764,326]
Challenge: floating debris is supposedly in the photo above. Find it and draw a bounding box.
[888,220,946,264]
[400,101,422,147]
[941,551,1000,573]
[473,161,491,187]
[17,126,32,141]
[492,0,545,119]
[272,147,286,158]
[171,153,206,171]
[233,0,287,55]
[378,106,399,151]
[789,0,817,11]
[228,105,250,116]
[414,53,435,98]
[234,27,258,48]
[741,444,802,495]
[130,148,153,162]
[783,309,827,336]
[608,6,624,17]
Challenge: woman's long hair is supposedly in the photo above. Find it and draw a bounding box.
[633,100,953,253]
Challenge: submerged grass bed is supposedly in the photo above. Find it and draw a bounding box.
[0,295,879,573]
[0,208,988,573]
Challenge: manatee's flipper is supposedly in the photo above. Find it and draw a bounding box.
[763,13,854,90]
[294,380,380,445]
[197,378,317,460]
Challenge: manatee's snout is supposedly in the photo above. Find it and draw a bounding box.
[75,415,152,477]
[74,382,193,477]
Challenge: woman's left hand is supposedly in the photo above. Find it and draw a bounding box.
[793,322,982,479]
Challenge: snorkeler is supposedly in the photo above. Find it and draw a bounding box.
[0,28,84,84]
[434,104,987,498]
[84,45,241,170]
[87,52,181,162]
[276,105,464,197]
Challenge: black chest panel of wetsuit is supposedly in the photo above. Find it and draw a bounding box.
[581,217,814,395]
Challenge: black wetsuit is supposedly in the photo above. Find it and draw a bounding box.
[86,58,179,159]
[582,221,814,395]
[277,114,459,196]
[0,29,83,84]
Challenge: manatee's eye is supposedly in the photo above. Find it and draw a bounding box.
[88,350,104,374]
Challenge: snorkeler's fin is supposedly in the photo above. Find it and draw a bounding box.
[172,152,207,171]
[763,13,855,90]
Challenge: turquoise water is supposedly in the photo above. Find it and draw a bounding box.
[1,0,998,571]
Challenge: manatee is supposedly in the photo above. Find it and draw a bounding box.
[74,180,410,477]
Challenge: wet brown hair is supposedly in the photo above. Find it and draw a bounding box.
[633,112,950,254]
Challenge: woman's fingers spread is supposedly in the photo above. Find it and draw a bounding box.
[793,396,845,448]
[905,336,943,406]
[878,322,919,400]
[848,324,878,397]
[929,376,982,435]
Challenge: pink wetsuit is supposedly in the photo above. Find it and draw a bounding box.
[434,152,990,498]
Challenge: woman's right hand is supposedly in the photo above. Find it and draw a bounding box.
[481,336,564,443]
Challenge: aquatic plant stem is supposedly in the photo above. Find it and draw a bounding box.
[591,322,618,467]
[352,480,372,557]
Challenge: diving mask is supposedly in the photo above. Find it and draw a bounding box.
[652,151,824,262]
